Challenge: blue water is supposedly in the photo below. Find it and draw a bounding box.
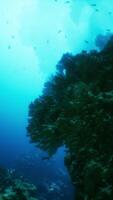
[0,0,113,199]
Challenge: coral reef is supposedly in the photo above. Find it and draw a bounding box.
[0,167,38,200]
[95,33,112,50]
[27,35,113,199]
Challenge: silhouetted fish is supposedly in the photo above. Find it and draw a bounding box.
[95,9,99,12]
[46,40,49,44]
[58,30,62,34]
[65,1,70,3]
[8,45,11,49]
[11,35,15,39]
[106,29,111,32]
[90,3,97,7]
[84,40,89,44]
[108,11,112,15]
[34,46,37,50]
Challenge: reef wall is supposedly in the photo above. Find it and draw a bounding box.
[27,36,113,199]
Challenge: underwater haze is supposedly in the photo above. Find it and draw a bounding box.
[0,0,113,199]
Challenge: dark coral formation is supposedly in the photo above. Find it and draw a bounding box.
[27,36,113,199]
[95,33,112,50]
[0,167,38,200]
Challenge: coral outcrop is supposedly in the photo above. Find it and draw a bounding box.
[0,167,38,200]
[27,36,113,199]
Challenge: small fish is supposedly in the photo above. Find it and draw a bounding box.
[84,40,89,44]
[34,46,37,50]
[108,11,112,15]
[90,3,97,7]
[95,9,99,12]
[106,29,111,32]
[65,1,70,3]
[58,30,62,33]
[8,45,11,49]
[11,35,15,39]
